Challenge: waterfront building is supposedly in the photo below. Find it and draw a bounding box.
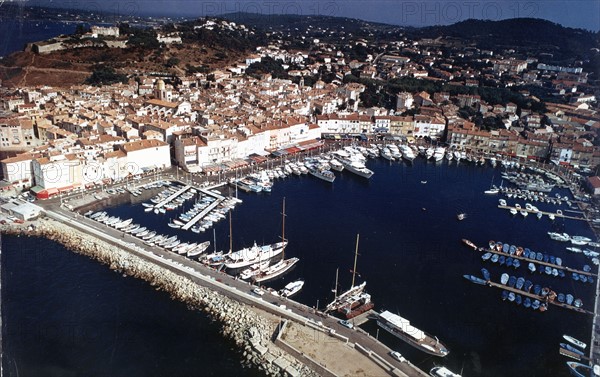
[413,115,446,139]
[118,139,171,173]
[32,154,84,192]
[1,152,39,190]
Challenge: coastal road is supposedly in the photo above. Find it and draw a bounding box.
[43,205,427,377]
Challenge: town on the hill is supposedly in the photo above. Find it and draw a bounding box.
[0,15,599,199]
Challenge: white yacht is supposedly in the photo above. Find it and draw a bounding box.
[280,280,305,297]
[224,241,287,269]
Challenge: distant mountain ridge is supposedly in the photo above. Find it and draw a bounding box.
[219,12,399,33]
[417,18,598,48]
[221,13,598,64]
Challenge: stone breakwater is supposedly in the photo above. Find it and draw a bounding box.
[1,218,318,377]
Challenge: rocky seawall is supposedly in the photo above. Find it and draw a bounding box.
[1,218,318,377]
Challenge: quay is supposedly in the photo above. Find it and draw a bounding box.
[180,189,225,231]
[485,281,592,315]
[471,244,595,277]
[154,184,192,209]
[497,205,586,221]
[590,257,600,366]
[350,309,377,327]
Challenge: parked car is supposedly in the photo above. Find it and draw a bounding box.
[252,287,265,296]
[390,351,406,363]
[338,319,354,329]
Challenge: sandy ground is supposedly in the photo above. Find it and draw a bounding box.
[282,321,389,377]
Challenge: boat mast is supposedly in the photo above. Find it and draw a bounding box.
[351,233,360,288]
[281,197,286,258]
[213,228,217,253]
[229,208,233,253]
[334,267,339,299]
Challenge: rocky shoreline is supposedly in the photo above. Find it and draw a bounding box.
[1,218,318,377]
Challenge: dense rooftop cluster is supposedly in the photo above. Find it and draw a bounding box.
[0,14,599,197]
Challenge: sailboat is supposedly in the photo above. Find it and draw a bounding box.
[202,212,232,267]
[325,234,374,319]
[484,176,500,195]
[252,198,299,283]
[224,201,287,269]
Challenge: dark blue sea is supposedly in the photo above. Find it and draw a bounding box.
[2,159,595,376]
[0,20,78,57]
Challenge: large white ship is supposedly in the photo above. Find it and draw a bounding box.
[338,156,374,178]
[377,310,449,357]
[224,241,287,269]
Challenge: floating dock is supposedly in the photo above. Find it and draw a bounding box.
[484,281,592,315]
[497,205,586,221]
[154,185,192,209]
[180,189,225,231]
[560,347,588,361]
[467,242,595,277]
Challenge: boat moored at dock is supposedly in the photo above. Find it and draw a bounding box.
[377,310,449,357]
[429,366,462,377]
[563,335,587,350]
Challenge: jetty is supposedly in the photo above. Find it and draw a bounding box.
[590,259,600,365]
[466,242,595,277]
[484,280,592,315]
[560,347,589,361]
[180,189,225,231]
[497,205,587,221]
[154,185,192,209]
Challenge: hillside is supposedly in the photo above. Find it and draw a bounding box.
[0,17,263,87]
[413,18,599,61]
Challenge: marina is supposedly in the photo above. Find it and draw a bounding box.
[7,148,599,377]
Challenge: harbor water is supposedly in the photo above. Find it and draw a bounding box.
[2,158,595,376]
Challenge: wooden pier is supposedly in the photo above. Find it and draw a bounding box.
[350,309,377,327]
[468,243,595,277]
[485,281,592,315]
[180,189,225,231]
[560,347,588,361]
[154,185,192,209]
[497,205,586,221]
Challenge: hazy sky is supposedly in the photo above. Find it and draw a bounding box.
[24,0,600,31]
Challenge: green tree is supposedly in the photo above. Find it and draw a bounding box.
[166,57,180,67]
[85,65,128,86]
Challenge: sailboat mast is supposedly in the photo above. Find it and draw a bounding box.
[281,197,286,258]
[213,228,217,253]
[229,208,233,253]
[351,233,360,288]
[334,267,339,299]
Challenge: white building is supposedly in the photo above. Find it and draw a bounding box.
[32,154,84,191]
[1,153,37,190]
[413,115,446,139]
[118,139,171,173]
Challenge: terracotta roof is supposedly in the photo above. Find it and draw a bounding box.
[120,139,168,153]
